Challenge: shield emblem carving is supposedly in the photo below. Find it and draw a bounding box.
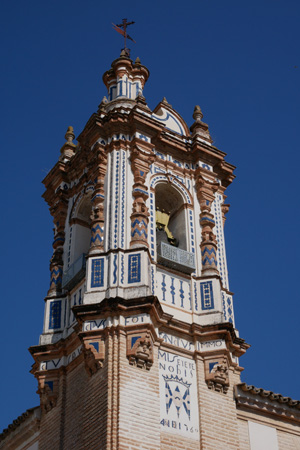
[163,375,191,420]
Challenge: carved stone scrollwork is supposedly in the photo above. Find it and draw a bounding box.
[205,357,229,394]
[127,332,153,370]
[37,380,58,413]
[82,339,105,376]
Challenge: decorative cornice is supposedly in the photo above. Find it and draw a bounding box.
[235,383,300,423]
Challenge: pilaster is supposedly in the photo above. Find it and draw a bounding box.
[89,142,107,254]
[195,171,220,276]
[48,196,68,296]
[130,143,155,248]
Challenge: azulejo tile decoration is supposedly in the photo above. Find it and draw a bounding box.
[128,253,141,284]
[49,300,61,330]
[91,258,104,288]
[200,281,214,310]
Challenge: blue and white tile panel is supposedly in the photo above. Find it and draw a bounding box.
[44,280,86,334]
[87,250,149,293]
[44,298,66,333]
[192,278,223,315]
[148,190,156,259]
[106,150,128,251]
[213,194,229,289]
[68,283,85,327]
[192,185,202,274]
[154,269,223,317]
[108,76,142,101]
[222,292,235,325]
[155,268,192,312]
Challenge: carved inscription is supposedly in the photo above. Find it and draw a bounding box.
[159,351,199,439]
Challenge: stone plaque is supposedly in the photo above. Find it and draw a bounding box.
[159,351,199,439]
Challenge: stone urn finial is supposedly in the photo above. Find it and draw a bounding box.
[65,126,75,143]
[60,126,76,161]
[193,105,203,122]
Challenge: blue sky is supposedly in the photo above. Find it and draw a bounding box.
[1,0,299,431]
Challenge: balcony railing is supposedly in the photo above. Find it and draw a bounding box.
[157,242,196,274]
[62,253,86,291]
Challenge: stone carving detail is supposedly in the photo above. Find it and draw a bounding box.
[83,339,105,376]
[190,105,212,144]
[130,146,155,247]
[221,203,230,226]
[205,357,229,394]
[60,126,76,161]
[127,332,153,370]
[48,198,68,295]
[195,173,219,275]
[89,143,107,253]
[37,380,58,413]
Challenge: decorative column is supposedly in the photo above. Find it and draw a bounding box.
[89,143,107,254]
[130,146,155,247]
[196,173,219,275]
[48,197,68,296]
[47,126,76,295]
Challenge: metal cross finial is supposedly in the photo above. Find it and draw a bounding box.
[112,18,136,57]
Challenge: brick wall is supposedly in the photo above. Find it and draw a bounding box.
[34,328,300,450]
[38,373,66,450]
[196,357,241,450]
[118,331,160,450]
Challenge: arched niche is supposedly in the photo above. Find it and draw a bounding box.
[155,182,187,251]
[69,193,92,264]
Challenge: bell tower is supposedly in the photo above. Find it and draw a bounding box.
[29,52,250,449]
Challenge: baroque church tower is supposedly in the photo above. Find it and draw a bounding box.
[2,50,300,450]
[30,51,247,448]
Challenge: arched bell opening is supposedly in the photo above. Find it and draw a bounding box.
[155,182,187,251]
[154,182,195,274]
[71,194,92,263]
[63,194,92,291]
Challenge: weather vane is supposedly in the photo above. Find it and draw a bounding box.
[112,18,136,57]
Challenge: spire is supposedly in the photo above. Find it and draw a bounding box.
[112,18,136,58]
[102,54,150,104]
